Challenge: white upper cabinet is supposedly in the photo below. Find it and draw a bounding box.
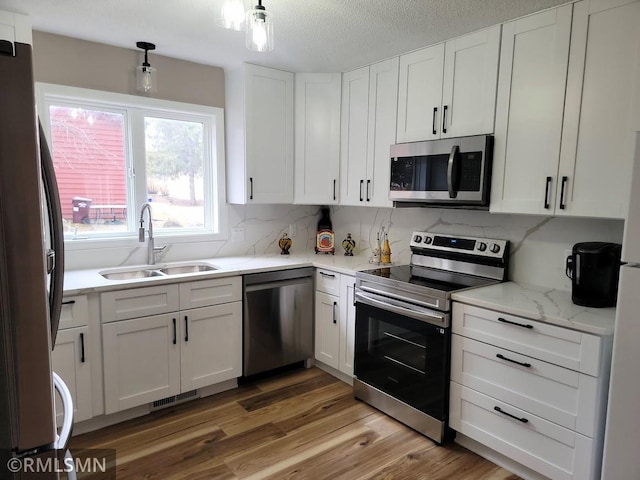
[340,66,370,205]
[0,10,32,45]
[396,25,500,143]
[367,58,399,207]
[491,5,572,214]
[556,0,640,218]
[340,58,399,207]
[294,73,342,205]
[226,64,294,204]
[397,44,445,143]
[441,25,501,138]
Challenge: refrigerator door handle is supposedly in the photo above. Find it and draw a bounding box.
[52,372,74,450]
[39,119,65,346]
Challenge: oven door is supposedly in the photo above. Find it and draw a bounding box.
[354,290,451,421]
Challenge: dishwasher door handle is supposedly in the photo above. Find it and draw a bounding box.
[244,276,313,293]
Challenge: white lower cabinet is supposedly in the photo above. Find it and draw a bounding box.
[101,278,242,414]
[52,325,92,423]
[52,295,93,424]
[180,303,242,392]
[314,269,355,378]
[450,302,610,480]
[103,314,180,414]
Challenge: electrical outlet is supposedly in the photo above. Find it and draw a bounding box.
[289,224,296,237]
[231,227,245,242]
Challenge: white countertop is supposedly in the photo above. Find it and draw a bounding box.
[63,253,379,295]
[452,281,616,336]
[65,255,616,336]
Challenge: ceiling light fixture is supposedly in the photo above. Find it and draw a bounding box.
[217,0,245,31]
[136,41,156,94]
[246,0,273,52]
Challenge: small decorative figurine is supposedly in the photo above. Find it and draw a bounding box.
[278,232,292,255]
[315,207,335,255]
[342,233,356,256]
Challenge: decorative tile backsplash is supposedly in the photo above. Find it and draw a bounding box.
[66,203,623,291]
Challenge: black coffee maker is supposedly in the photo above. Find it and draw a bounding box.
[565,242,622,307]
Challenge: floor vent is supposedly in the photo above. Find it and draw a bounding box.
[151,389,199,410]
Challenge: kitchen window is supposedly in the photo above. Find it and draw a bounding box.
[36,83,226,244]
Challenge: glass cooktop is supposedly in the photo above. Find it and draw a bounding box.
[358,264,495,292]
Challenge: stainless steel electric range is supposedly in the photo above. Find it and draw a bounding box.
[353,231,510,444]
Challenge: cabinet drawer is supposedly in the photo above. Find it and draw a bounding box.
[59,295,90,329]
[452,303,602,376]
[179,276,241,310]
[316,269,341,296]
[451,334,600,437]
[101,285,179,323]
[450,383,600,480]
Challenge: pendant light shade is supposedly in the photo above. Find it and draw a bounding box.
[136,41,156,94]
[217,0,245,31]
[246,0,273,52]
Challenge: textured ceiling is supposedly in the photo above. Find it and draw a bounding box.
[0,0,570,72]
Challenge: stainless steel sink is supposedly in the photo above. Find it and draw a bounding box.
[158,264,218,275]
[100,263,218,280]
[100,269,165,280]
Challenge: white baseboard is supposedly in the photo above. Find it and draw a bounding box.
[455,433,549,480]
[314,361,354,386]
[72,378,238,436]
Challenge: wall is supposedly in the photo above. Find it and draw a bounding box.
[32,32,225,107]
[66,202,623,292]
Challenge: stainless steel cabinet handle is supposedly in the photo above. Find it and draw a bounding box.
[544,176,552,209]
[332,301,337,324]
[366,180,371,202]
[359,179,364,202]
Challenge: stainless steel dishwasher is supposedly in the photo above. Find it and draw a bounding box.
[243,267,314,376]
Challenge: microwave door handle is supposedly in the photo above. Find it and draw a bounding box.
[447,145,459,198]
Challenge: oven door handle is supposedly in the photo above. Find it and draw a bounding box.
[355,291,449,328]
[357,285,441,310]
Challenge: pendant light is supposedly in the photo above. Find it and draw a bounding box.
[217,0,246,31]
[246,0,273,52]
[136,41,156,94]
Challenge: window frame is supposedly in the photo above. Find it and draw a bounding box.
[36,83,227,251]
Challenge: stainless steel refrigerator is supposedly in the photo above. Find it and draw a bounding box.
[601,131,640,479]
[0,40,73,478]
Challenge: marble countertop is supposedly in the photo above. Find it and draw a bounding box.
[452,281,616,336]
[65,255,616,336]
[63,253,380,296]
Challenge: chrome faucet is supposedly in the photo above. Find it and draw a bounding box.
[138,203,166,265]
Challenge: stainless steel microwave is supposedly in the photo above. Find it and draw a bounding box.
[389,135,493,208]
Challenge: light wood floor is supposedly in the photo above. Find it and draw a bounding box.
[71,367,521,479]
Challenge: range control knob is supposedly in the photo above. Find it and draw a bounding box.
[490,243,501,254]
[477,242,487,252]
[413,235,422,243]
[424,236,433,245]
